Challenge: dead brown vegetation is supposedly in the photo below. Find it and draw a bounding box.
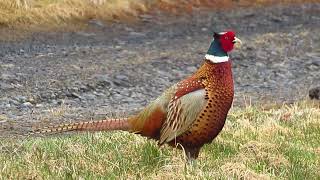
[0,0,319,32]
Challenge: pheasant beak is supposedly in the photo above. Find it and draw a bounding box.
[232,37,242,44]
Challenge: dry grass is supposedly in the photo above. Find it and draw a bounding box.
[0,100,319,179]
[0,0,319,31]
[0,0,149,30]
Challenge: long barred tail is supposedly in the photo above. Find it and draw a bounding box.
[29,118,130,135]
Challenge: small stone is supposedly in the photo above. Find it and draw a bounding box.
[51,100,58,105]
[27,97,36,104]
[82,93,96,100]
[271,16,283,23]
[21,102,33,108]
[113,75,130,87]
[35,103,43,108]
[88,19,105,27]
[310,60,320,67]
[14,96,27,103]
[95,75,113,86]
[270,51,278,55]
[0,82,14,90]
[129,32,146,38]
[125,27,134,32]
[1,73,19,81]
[186,66,197,72]
[71,65,81,70]
[1,64,15,68]
[79,84,90,92]
[9,98,20,106]
[0,114,7,121]
[67,92,81,99]
[139,14,153,20]
[115,75,128,81]
[309,87,320,100]
[248,23,256,28]
[201,27,208,32]
[76,32,96,37]
[115,45,122,49]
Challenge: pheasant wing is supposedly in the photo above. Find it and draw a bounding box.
[159,77,206,144]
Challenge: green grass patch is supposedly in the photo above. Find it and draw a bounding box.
[0,101,319,179]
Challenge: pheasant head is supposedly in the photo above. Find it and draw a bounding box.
[205,31,242,63]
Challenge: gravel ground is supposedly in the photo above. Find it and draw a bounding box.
[0,3,319,137]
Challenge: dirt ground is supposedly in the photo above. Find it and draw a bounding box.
[0,3,319,137]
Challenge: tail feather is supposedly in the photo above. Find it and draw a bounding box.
[29,118,130,135]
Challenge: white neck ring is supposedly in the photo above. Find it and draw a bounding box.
[205,54,229,63]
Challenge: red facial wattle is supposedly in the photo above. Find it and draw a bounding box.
[220,31,236,53]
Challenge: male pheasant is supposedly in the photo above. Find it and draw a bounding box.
[32,31,242,160]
